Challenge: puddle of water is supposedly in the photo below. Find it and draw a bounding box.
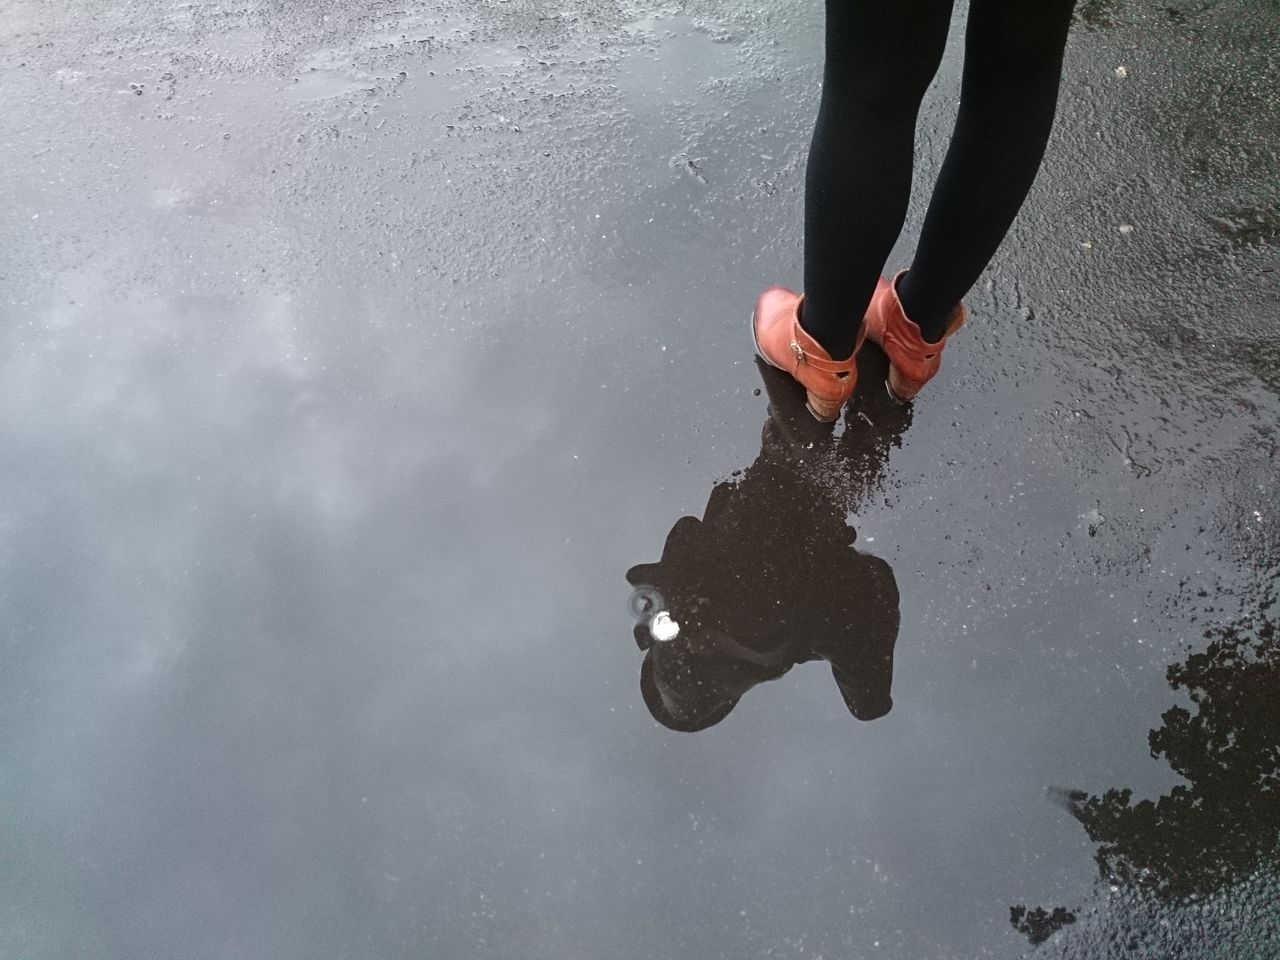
[3,3,1277,960]
[616,14,741,108]
[283,68,370,102]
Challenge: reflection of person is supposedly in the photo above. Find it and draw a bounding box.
[753,0,1077,419]
[627,351,910,732]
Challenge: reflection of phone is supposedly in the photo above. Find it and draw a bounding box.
[628,585,682,649]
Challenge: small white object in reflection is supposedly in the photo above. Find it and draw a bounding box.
[650,612,680,642]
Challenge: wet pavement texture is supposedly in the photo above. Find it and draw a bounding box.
[2,0,1278,957]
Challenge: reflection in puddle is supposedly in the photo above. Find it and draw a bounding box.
[627,348,911,731]
[1069,612,1279,900]
[1016,608,1280,949]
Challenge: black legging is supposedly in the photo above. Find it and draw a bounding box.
[802,0,1077,359]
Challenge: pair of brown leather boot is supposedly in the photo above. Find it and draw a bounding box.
[752,272,966,421]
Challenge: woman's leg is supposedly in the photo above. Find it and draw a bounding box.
[897,0,1077,341]
[802,0,956,361]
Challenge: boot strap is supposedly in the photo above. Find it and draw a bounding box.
[790,324,858,374]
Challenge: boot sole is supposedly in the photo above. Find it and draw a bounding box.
[886,365,921,403]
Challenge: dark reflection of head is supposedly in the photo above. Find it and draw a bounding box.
[1012,609,1280,945]
[627,347,911,732]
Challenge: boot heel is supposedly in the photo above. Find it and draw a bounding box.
[754,286,859,420]
[805,391,843,422]
[864,271,967,403]
[887,365,923,403]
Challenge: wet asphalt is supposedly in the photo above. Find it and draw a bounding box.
[2,0,1278,957]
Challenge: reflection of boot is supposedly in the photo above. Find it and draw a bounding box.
[753,286,862,422]
[838,346,914,503]
[863,272,966,401]
[753,356,838,471]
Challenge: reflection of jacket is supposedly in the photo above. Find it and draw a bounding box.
[628,356,908,732]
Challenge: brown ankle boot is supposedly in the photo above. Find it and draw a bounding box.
[752,286,861,422]
[863,272,966,401]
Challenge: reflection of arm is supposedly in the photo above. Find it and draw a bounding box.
[822,553,900,721]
